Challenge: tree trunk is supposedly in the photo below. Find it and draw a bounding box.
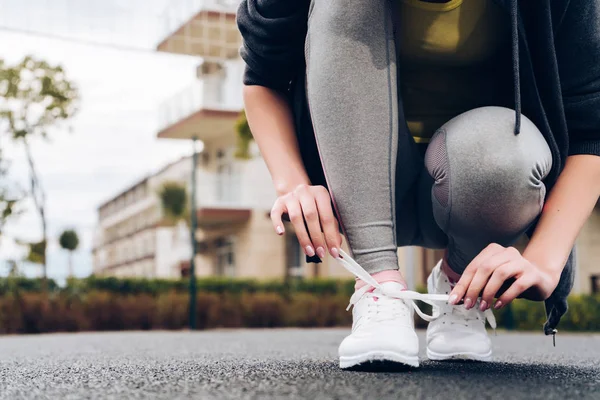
[41,207,47,280]
[23,138,47,280]
[68,251,73,278]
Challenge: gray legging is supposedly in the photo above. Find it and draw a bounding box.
[305,0,552,274]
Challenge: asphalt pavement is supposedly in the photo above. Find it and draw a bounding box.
[0,329,598,400]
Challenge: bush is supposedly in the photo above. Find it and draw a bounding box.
[241,293,286,328]
[0,276,598,334]
[3,276,356,297]
[0,277,59,295]
[155,292,188,330]
[0,290,354,334]
[285,294,350,327]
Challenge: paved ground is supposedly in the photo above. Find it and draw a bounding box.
[0,329,599,400]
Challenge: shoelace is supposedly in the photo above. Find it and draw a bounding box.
[337,249,448,322]
[357,292,411,324]
[337,249,497,329]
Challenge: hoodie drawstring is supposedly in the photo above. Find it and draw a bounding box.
[510,0,521,135]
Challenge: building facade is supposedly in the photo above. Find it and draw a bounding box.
[93,157,193,278]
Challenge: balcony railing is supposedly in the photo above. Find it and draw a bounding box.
[158,77,243,132]
[161,0,241,41]
[196,170,243,208]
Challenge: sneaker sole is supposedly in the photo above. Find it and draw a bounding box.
[426,348,493,362]
[340,351,419,369]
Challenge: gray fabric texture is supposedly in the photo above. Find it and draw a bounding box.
[305,0,401,272]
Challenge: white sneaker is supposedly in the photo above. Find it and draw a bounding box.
[339,281,420,368]
[336,250,448,369]
[426,261,496,362]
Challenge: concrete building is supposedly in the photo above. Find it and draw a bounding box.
[93,157,193,278]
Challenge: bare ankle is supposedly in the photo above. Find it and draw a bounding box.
[355,270,406,291]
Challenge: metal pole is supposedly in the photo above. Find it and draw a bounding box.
[189,137,198,330]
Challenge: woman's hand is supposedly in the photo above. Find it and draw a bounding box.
[270,184,343,259]
[448,243,560,311]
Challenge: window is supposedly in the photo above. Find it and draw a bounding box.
[286,233,304,278]
[591,275,599,294]
[215,237,235,277]
[215,148,238,203]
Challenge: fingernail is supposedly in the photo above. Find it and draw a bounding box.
[464,298,473,309]
[330,247,340,258]
[316,247,326,259]
[305,245,315,257]
[480,300,488,311]
[494,300,503,309]
[276,226,284,235]
[448,294,458,305]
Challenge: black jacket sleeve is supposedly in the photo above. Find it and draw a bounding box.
[237,0,310,93]
[555,0,600,157]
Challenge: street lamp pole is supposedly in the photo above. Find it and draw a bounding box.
[189,137,199,330]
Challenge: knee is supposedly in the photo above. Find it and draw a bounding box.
[426,107,552,192]
[425,107,552,232]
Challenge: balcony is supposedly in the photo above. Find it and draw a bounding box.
[157,0,242,59]
[196,170,243,208]
[194,170,249,227]
[157,73,243,141]
[193,160,274,226]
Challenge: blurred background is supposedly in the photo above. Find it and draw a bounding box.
[0,0,598,334]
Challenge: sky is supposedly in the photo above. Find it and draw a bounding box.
[0,0,205,281]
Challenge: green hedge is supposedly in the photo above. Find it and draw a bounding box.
[0,277,59,294]
[0,276,356,297]
[0,291,351,334]
[0,277,598,333]
[495,295,600,331]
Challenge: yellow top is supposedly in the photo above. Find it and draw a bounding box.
[396,0,513,142]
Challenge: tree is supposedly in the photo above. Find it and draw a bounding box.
[59,229,79,278]
[159,181,188,225]
[6,259,21,277]
[0,56,79,279]
[234,110,253,159]
[0,150,20,237]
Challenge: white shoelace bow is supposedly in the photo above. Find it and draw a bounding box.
[336,249,497,329]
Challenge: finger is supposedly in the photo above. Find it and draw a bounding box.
[480,261,522,311]
[450,243,504,304]
[286,198,315,257]
[495,276,534,309]
[314,187,342,257]
[297,192,326,259]
[464,249,516,309]
[270,200,285,235]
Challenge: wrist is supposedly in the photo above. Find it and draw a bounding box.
[274,176,310,197]
[523,246,564,281]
